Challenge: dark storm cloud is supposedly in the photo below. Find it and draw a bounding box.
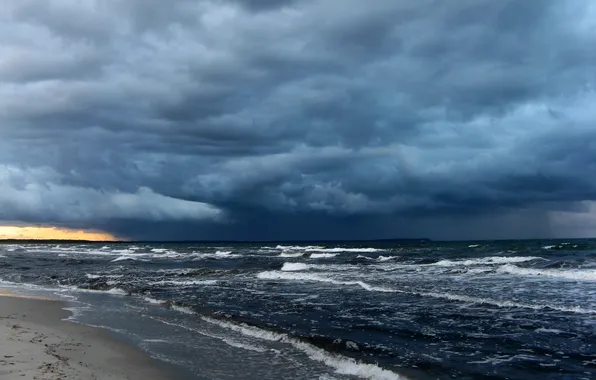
[1,0,596,240]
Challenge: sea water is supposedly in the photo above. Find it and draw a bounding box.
[1,240,595,379]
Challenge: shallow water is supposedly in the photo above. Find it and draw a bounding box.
[1,240,595,379]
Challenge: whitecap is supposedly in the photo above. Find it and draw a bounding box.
[377,256,397,262]
[111,256,137,262]
[418,290,595,314]
[201,316,407,380]
[106,288,128,295]
[497,264,596,281]
[143,296,167,305]
[281,262,311,271]
[310,253,339,259]
[256,271,594,314]
[153,279,218,286]
[432,256,542,267]
[151,248,169,253]
[275,245,323,250]
[279,252,305,258]
[257,271,395,293]
[306,247,381,253]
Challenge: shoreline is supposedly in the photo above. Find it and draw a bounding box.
[0,294,178,380]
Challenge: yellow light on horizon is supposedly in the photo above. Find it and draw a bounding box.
[0,226,119,241]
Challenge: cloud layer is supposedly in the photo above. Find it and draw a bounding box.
[1,0,596,240]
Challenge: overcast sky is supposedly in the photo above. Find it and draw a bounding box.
[1,0,596,241]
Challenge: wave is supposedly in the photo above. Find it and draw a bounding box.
[281,263,311,271]
[154,318,271,354]
[111,256,138,262]
[257,271,395,293]
[106,288,128,295]
[279,252,305,258]
[432,256,543,267]
[497,264,596,281]
[275,245,381,253]
[306,248,381,253]
[417,291,595,314]
[152,279,218,286]
[143,296,167,305]
[276,245,324,250]
[310,253,339,259]
[200,316,407,380]
[151,248,170,253]
[377,256,398,262]
[256,271,594,314]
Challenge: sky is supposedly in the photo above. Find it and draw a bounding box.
[1,0,596,241]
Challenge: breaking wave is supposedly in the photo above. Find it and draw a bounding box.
[431,256,543,267]
[497,264,596,282]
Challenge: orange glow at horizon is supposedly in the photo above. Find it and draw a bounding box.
[0,226,119,241]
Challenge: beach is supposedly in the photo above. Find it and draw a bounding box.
[0,294,173,380]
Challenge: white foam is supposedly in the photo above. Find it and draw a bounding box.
[257,271,395,293]
[276,245,323,250]
[170,304,195,314]
[469,354,538,365]
[106,288,128,295]
[143,296,167,305]
[111,256,137,262]
[257,271,594,314]
[85,274,101,279]
[419,290,595,314]
[153,280,218,286]
[377,256,397,262]
[151,248,169,253]
[542,245,556,250]
[310,253,339,259]
[535,328,563,334]
[279,252,305,258]
[432,256,542,267]
[154,318,270,353]
[281,263,311,271]
[497,264,596,281]
[201,316,407,380]
[275,245,381,253]
[468,244,480,248]
[305,247,381,253]
[143,339,170,343]
[215,250,233,256]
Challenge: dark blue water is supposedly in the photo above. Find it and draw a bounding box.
[1,240,595,380]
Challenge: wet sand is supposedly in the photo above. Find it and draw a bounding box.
[0,294,175,380]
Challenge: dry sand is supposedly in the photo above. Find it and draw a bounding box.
[0,294,174,380]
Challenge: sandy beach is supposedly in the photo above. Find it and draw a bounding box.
[0,294,174,380]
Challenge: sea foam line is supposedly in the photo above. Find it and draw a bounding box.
[256,271,595,314]
[496,264,596,281]
[258,271,395,293]
[431,256,543,267]
[200,316,407,380]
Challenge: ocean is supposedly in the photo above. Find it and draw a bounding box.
[0,240,595,380]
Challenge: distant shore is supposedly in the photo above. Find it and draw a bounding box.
[0,294,175,380]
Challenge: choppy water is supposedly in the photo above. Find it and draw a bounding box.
[1,240,595,380]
